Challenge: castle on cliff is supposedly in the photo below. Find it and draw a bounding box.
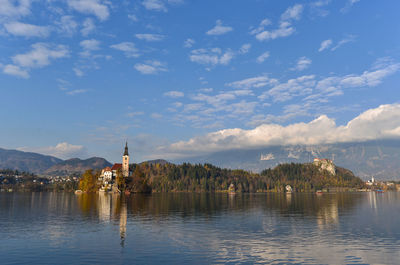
[313,158,336,175]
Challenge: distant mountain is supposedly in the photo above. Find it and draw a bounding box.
[176,140,400,180]
[0,148,62,173]
[45,157,112,176]
[0,148,112,176]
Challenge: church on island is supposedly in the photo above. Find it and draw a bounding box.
[98,142,131,192]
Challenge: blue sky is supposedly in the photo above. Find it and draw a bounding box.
[1,0,400,163]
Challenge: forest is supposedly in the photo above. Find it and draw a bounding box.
[79,162,365,193]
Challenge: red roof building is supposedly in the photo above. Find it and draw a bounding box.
[111,163,122,171]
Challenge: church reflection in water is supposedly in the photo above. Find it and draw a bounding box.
[76,192,364,245]
[77,193,128,246]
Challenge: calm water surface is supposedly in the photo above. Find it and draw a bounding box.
[1,192,400,264]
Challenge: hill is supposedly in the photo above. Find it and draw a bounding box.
[0,147,112,176]
[113,161,364,193]
[0,148,62,173]
[45,157,112,176]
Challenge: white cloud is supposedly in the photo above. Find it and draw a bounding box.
[73,67,84,77]
[281,4,304,21]
[206,20,233,36]
[184,38,195,48]
[127,111,144,118]
[12,43,69,68]
[254,21,295,41]
[80,39,100,50]
[260,59,400,102]
[164,91,184,98]
[239,43,251,54]
[135,33,165,41]
[66,89,88,95]
[189,48,234,66]
[331,35,356,51]
[128,14,138,21]
[252,4,303,42]
[256,51,270,63]
[310,0,331,17]
[142,0,167,12]
[142,0,182,12]
[318,39,332,52]
[341,0,361,13]
[250,18,272,35]
[134,60,167,74]
[81,18,95,36]
[18,142,87,159]
[0,0,31,18]
[292,56,312,71]
[56,16,78,36]
[4,22,50,37]
[2,64,29,78]
[227,75,278,89]
[110,42,140,58]
[67,0,110,21]
[158,104,400,157]
[262,75,316,102]
[151,113,163,119]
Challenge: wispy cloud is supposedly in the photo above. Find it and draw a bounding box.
[66,89,88,95]
[251,4,303,42]
[110,42,140,58]
[2,64,29,78]
[280,4,304,21]
[18,142,87,159]
[4,22,50,37]
[67,0,110,21]
[341,0,361,13]
[81,18,95,36]
[56,16,78,36]
[291,56,312,71]
[331,35,356,51]
[183,38,195,48]
[134,60,167,74]
[11,43,69,69]
[164,91,184,98]
[227,75,278,89]
[79,39,100,57]
[142,0,183,12]
[206,20,233,36]
[318,39,332,52]
[256,51,270,63]
[239,43,251,54]
[135,33,165,41]
[260,59,400,102]
[189,48,234,66]
[0,0,32,18]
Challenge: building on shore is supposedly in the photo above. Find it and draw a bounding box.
[98,142,131,189]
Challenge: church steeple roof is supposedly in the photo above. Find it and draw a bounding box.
[123,142,129,156]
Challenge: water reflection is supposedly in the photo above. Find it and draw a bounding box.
[75,192,363,230]
[2,192,400,264]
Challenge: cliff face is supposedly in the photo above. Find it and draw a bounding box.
[313,159,336,175]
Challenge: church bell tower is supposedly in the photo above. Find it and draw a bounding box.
[122,142,130,177]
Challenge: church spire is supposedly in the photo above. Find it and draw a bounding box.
[124,141,129,156]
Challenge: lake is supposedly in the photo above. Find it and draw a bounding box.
[1,192,400,264]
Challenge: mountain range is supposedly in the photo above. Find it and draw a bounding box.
[2,139,400,180]
[0,148,111,176]
[176,140,400,180]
